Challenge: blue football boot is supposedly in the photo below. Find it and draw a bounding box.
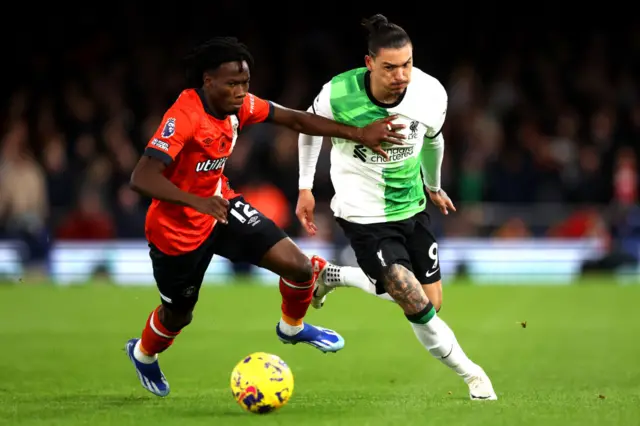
[276,323,345,353]
[125,338,170,397]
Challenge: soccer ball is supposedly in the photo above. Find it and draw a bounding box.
[230,352,294,414]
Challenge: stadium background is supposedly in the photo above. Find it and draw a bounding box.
[1,6,639,285]
[2,7,640,426]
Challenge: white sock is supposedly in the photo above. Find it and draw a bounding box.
[134,339,158,364]
[329,265,395,303]
[410,315,480,383]
[278,318,304,336]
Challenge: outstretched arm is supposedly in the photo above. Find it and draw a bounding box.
[272,102,366,143]
[271,102,404,151]
[239,91,404,156]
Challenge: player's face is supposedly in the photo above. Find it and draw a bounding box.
[205,60,250,115]
[366,44,413,95]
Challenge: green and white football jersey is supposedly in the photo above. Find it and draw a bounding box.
[310,67,447,224]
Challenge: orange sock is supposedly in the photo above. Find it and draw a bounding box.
[282,313,303,326]
[140,306,181,356]
[279,277,314,324]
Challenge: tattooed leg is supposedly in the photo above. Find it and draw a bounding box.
[381,263,495,398]
[381,264,431,316]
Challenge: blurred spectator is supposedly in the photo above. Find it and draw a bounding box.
[547,207,610,241]
[493,217,532,239]
[613,146,638,206]
[0,121,49,265]
[240,182,291,231]
[113,184,147,239]
[42,133,74,227]
[56,190,115,240]
[0,11,638,248]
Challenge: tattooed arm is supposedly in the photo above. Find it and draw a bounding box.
[382,264,430,315]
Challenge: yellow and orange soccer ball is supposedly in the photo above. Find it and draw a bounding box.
[230,352,294,414]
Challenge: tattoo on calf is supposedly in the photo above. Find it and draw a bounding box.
[382,264,429,315]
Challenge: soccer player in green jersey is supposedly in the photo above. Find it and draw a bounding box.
[296,14,497,400]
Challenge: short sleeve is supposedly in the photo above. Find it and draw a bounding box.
[144,109,193,165]
[310,83,333,119]
[238,93,274,128]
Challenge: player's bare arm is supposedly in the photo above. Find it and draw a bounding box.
[130,156,229,224]
[271,104,406,154]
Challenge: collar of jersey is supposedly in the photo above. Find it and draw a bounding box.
[364,71,406,109]
[196,88,228,120]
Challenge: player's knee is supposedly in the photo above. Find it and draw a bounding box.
[261,239,313,283]
[422,281,442,312]
[280,254,313,283]
[159,304,194,331]
[431,295,442,312]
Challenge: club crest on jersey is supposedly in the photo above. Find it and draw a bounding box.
[218,137,230,153]
[409,120,419,139]
[161,117,176,138]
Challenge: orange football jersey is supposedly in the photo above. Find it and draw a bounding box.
[143,89,272,255]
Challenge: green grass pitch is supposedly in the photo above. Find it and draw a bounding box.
[1,281,639,425]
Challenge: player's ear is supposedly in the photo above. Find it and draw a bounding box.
[365,55,374,71]
[202,71,215,87]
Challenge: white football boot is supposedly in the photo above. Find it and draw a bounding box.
[467,368,498,400]
[310,255,335,309]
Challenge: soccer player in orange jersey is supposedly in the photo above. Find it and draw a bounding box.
[124,37,405,397]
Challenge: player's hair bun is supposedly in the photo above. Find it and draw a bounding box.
[361,14,410,55]
[361,14,389,34]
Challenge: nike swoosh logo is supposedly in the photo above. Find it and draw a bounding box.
[426,268,439,278]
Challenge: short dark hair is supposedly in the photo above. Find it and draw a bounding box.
[361,14,411,56]
[182,37,254,87]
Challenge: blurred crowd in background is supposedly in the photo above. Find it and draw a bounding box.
[1,7,639,271]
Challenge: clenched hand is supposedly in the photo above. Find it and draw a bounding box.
[189,195,230,224]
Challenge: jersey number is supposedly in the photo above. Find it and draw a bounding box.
[428,242,439,270]
[229,200,258,224]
